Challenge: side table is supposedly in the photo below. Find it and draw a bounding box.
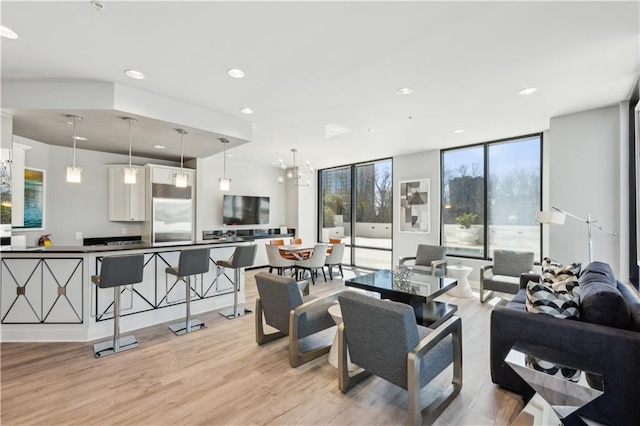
[327,304,358,371]
[446,265,474,298]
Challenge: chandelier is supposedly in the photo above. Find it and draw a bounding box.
[277,149,313,186]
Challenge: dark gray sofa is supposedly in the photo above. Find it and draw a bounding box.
[490,262,640,425]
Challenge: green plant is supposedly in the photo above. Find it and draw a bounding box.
[456,212,477,229]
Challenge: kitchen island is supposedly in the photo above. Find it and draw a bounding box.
[0,240,253,342]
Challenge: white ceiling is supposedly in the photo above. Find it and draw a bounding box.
[1,1,638,169]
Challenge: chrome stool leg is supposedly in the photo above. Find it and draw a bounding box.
[94,285,138,357]
[169,275,206,335]
[219,268,252,319]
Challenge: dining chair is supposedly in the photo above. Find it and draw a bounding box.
[290,237,303,245]
[325,242,345,280]
[294,243,328,284]
[265,243,295,276]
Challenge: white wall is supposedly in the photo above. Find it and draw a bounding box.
[195,155,286,239]
[548,104,626,277]
[393,149,441,263]
[12,136,176,246]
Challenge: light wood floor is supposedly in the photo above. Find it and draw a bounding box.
[1,268,523,425]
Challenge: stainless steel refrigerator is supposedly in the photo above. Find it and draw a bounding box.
[149,183,193,245]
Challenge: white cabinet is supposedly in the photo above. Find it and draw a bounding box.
[108,165,146,221]
[150,165,194,187]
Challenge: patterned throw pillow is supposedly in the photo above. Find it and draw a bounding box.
[526,280,580,319]
[525,279,582,382]
[542,257,581,284]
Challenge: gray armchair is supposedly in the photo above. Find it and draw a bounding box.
[480,249,534,303]
[337,291,462,426]
[254,272,339,367]
[399,244,447,276]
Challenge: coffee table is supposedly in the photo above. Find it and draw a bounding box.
[345,269,458,328]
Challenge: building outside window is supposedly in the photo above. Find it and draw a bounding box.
[441,134,542,260]
[319,158,392,269]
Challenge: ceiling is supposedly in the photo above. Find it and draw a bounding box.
[1,1,638,169]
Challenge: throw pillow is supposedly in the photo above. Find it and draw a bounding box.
[526,280,580,320]
[579,281,630,329]
[525,280,582,383]
[542,258,581,284]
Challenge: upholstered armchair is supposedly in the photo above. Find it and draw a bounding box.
[479,249,534,303]
[398,244,447,276]
[337,291,462,426]
[254,272,339,367]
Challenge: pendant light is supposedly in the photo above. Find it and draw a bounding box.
[66,115,83,183]
[277,148,312,186]
[219,138,231,192]
[122,117,137,184]
[175,129,188,188]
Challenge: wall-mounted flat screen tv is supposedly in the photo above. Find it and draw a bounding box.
[222,195,270,225]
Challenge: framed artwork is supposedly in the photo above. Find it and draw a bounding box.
[399,178,430,233]
[14,167,45,230]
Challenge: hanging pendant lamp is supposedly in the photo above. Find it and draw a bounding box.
[175,129,188,188]
[122,117,138,184]
[219,138,231,192]
[66,115,83,183]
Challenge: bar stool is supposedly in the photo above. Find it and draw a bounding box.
[92,253,144,358]
[167,247,210,335]
[218,244,257,319]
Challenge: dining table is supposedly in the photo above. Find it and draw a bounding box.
[278,244,315,260]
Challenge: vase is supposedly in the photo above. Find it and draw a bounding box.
[456,227,478,245]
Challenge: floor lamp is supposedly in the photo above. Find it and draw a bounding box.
[536,206,618,264]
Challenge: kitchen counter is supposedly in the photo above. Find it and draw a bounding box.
[1,238,248,253]
[1,240,253,342]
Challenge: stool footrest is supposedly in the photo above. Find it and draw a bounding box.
[169,319,206,336]
[94,335,138,358]
[219,307,252,320]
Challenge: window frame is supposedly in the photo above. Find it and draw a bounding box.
[317,157,393,269]
[440,133,544,261]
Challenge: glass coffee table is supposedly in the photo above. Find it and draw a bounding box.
[505,348,604,425]
[344,268,458,328]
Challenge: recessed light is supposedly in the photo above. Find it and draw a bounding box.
[124,69,146,80]
[396,87,413,96]
[154,145,166,150]
[239,107,253,114]
[73,136,88,141]
[518,87,537,96]
[453,129,465,134]
[227,68,245,79]
[227,154,234,158]
[91,1,105,11]
[0,25,18,40]
[366,128,378,134]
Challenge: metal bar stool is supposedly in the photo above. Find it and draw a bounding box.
[218,244,258,319]
[92,253,144,358]
[167,247,210,335]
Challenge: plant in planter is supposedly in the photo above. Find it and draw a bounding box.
[455,213,478,244]
[456,212,477,229]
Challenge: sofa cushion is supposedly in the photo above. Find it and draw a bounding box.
[580,281,630,329]
[526,280,580,320]
[492,250,534,277]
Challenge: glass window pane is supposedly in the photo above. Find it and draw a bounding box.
[355,160,392,256]
[442,146,485,257]
[353,247,392,270]
[320,167,352,263]
[487,136,541,259]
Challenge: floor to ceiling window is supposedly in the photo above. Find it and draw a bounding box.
[319,158,392,269]
[441,134,542,260]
